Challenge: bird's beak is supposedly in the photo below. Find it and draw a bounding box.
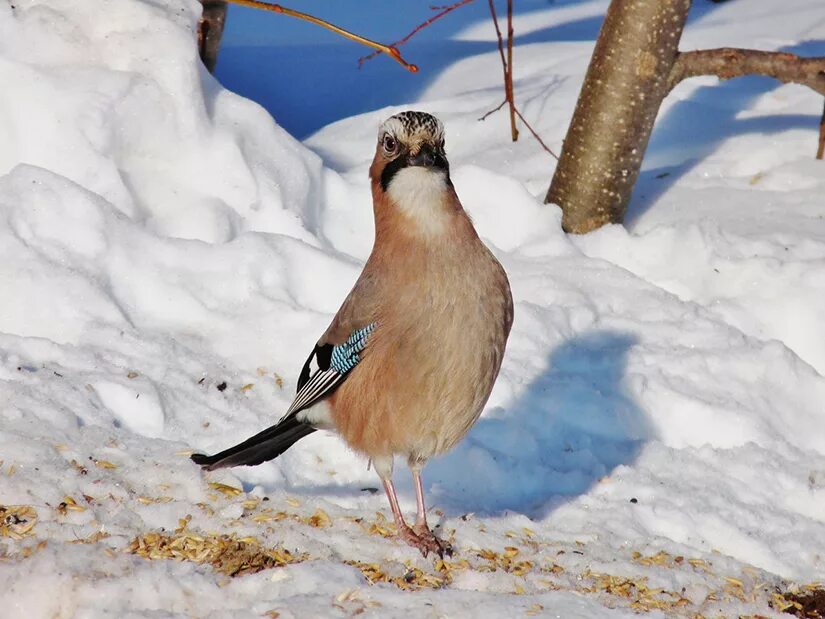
[407,144,445,170]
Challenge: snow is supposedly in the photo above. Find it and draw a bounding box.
[1,0,825,617]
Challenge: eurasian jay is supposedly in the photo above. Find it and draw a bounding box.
[192,111,513,557]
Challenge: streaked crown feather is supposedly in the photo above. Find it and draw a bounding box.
[379,111,444,146]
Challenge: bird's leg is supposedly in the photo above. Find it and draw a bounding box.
[409,465,453,558]
[374,454,423,551]
[380,476,426,552]
[412,465,430,530]
[375,455,451,558]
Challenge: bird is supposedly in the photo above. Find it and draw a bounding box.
[191,111,513,557]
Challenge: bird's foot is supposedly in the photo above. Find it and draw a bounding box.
[406,524,453,559]
[396,524,430,556]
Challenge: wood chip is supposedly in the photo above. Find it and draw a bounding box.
[208,482,243,498]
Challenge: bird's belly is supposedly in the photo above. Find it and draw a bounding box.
[403,341,497,456]
[330,295,507,461]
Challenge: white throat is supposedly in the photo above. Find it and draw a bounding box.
[387,167,451,237]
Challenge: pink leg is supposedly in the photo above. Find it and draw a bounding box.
[380,475,451,558]
[381,477,408,530]
[412,467,429,528]
[381,477,432,556]
[410,468,453,558]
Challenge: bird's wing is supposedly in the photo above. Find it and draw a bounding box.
[279,322,376,421]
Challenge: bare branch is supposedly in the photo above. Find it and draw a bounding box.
[478,100,507,121]
[486,0,508,75]
[514,107,559,159]
[487,1,519,140]
[224,0,418,72]
[505,0,518,141]
[358,0,476,67]
[668,48,825,96]
[480,2,554,156]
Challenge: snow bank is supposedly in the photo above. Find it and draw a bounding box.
[0,0,321,241]
[1,0,825,617]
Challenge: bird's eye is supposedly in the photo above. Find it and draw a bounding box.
[383,135,397,153]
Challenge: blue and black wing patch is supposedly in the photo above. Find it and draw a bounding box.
[283,323,376,419]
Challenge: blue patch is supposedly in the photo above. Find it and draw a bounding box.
[330,323,376,374]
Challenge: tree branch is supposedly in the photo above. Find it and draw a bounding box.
[514,107,559,159]
[668,48,825,96]
[479,1,555,157]
[487,0,518,141]
[358,0,476,67]
[478,99,507,121]
[505,0,518,141]
[224,0,418,72]
[198,1,228,73]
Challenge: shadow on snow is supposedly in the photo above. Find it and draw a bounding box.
[215,0,736,138]
[426,329,651,519]
[628,39,825,226]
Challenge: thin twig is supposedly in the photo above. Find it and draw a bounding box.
[482,2,555,156]
[505,0,518,141]
[818,100,825,160]
[225,0,418,72]
[487,1,515,138]
[358,0,476,67]
[478,100,507,121]
[514,107,559,159]
[478,101,558,159]
[487,1,518,140]
[487,0,508,77]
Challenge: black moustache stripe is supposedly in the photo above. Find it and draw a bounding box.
[380,156,409,192]
[380,155,452,192]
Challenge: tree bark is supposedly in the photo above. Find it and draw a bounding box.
[668,48,825,96]
[199,1,228,73]
[545,0,692,234]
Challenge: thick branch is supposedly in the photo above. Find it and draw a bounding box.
[225,0,418,72]
[818,101,825,160]
[198,1,227,73]
[668,48,825,96]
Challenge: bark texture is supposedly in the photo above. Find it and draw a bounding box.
[545,0,691,234]
[668,48,825,96]
[199,1,228,73]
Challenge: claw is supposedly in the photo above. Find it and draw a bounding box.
[395,523,452,558]
[411,524,453,559]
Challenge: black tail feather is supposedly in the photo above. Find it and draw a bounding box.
[191,415,316,471]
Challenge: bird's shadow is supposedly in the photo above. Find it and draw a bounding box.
[424,329,651,520]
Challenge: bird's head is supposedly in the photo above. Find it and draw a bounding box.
[370,111,451,209]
